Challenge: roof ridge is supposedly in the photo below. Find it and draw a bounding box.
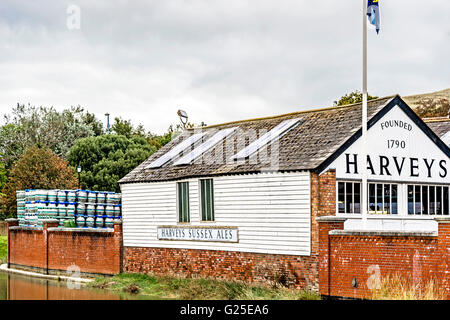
[423,117,450,123]
[190,95,398,130]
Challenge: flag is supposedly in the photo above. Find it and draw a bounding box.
[367,0,380,34]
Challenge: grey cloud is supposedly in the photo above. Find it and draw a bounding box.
[0,0,448,133]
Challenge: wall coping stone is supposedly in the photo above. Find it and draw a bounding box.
[9,226,41,231]
[41,219,59,224]
[316,216,347,222]
[9,226,115,232]
[434,217,450,223]
[329,229,437,237]
[47,227,114,233]
[343,215,438,221]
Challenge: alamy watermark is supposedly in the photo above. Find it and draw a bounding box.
[188,127,281,173]
[366,259,423,291]
[66,4,81,30]
[366,264,381,290]
[66,263,82,289]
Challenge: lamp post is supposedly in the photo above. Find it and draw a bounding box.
[77,165,82,190]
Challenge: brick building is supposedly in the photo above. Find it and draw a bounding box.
[119,95,450,297]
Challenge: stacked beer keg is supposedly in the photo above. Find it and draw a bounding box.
[16,189,122,229]
[74,190,122,228]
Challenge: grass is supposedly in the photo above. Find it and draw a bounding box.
[89,273,321,300]
[371,274,445,300]
[0,236,6,264]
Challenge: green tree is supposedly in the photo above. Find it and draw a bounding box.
[110,117,148,138]
[111,117,134,137]
[0,153,6,200]
[0,123,23,171]
[0,146,78,219]
[81,111,105,136]
[67,134,155,192]
[334,91,378,106]
[0,104,96,169]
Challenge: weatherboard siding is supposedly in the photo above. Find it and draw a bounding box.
[121,172,311,256]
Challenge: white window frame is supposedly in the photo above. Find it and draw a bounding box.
[176,180,191,224]
[199,178,215,223]
[336,180,450,218]
[336,180,399,215]
[406,183,450,216]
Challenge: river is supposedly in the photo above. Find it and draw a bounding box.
[0,271,147,300]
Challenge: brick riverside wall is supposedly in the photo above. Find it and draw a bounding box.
[317,217,346,297]
[6,219,123,276]
[123,170,337,290]
[124,247,318,289]
[318,217,450,300]
[8,226,46,270]
[436,218,450,296]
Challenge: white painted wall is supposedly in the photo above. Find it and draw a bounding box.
[325,104,449,232]
[121,172,311,256]
[329,105,449,184]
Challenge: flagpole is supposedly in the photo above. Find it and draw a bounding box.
[362,0,368,229]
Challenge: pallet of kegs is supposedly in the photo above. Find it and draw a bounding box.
[16,191,26,226]
[73,190,121,229]
[107,192,121,205]
[24,200,38,227]
[74,203,118,229]
[17,188,122,229]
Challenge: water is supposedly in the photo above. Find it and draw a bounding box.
[0,271,148,300]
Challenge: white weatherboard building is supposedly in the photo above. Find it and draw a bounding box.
[323,103,449,231]
[119,95,449,287]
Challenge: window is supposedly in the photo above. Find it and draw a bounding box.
[337,181,398,214]
[368,183,397,214]
[200,179,214,221]
[407,184,449,215]
[338,181,361,214]
[174,127,237,165]
[231,118,302,160]
[177,182,190,222]
[146,132,206,168]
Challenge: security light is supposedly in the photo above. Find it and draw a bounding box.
[177,109,188,129]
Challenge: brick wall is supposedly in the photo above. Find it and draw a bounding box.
[8,228,46,270]
[123,170,337,290]
[124,247,318,289]
[318,217,450,299]
[310,169,336,254]
[6,219,123,276]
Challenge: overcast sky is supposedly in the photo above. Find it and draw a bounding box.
[0,1,448,134]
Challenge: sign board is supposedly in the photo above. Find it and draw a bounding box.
[157,226,239,243]
[330,105,449,184]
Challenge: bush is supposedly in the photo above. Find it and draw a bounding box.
[0,236,7,264]
[0,146,78,219]
[371,274,445,300]
[67,134,155,192]
[63,220,77,228]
